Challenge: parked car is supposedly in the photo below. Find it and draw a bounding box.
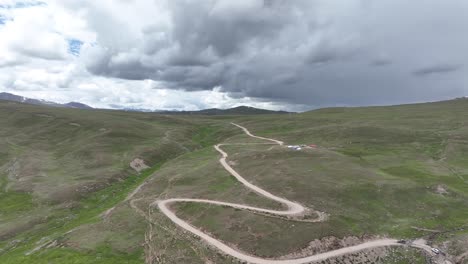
[431,248,440,254]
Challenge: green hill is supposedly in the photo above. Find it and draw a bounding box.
[0,100,237,262]
[0,99,467,263]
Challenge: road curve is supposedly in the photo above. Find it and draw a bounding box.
[154,123,428,263]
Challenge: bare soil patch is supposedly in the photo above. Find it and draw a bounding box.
[434,184,449,195]
[279,235,377,260]
[130,158,149,172]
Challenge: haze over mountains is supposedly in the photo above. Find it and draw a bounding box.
[158,106,290,115]
[0,92,93,110]
[0,92,289,115]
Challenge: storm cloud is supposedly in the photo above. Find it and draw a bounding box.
[413,64,462,77]
[76,0,468,107]
[1,0,468,110]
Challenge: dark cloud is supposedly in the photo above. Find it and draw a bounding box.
[371,59,392,67]
[82,0,468,108]
[167,0,294,57]
[412,64,462,76]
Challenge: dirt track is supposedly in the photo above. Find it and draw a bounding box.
[154,123,438,263]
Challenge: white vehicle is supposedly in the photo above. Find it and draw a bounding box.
[431,248,440,254]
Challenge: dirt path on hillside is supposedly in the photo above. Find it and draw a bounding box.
[150,123,444,263]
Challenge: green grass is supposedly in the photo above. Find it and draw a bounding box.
[191,123,237,147]
[0,163,163,261]
[0,101,216,262]
[3,245,143,264]
[169,99,468,259]
[208,175,238,192]
[0,191,34,215]
[176,139,467,257]
[2,99,468,263]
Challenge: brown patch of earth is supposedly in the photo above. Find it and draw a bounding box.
[130,158,149,172]
[48,181,108,203]
[278,235,383,260]
[4,157,40,193]
[439,233,468,264]
[315,247,390,264]
[434,184,449,195]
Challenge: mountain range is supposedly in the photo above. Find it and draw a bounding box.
[0,92,290,115]
[0,92,93,109]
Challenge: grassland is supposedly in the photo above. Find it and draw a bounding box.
[0,101,235,263]
[143,99,468,262]
[1,99,468,263]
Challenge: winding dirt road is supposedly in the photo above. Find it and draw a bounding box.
[154,123,437,263]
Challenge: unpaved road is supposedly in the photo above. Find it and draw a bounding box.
[154,123,440,264]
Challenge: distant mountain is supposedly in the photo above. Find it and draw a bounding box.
[0,92,61,107]
[0,92,93,109]
[0,92,289,114]
[63,102,93,109]
[161,106,291,115]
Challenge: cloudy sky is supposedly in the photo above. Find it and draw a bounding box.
[0,0,467,111]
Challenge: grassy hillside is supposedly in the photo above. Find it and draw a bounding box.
[140,99,468,262]
[0,100,238,263]
[1,99,467,263]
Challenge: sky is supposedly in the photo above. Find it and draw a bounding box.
[0,0,467,111]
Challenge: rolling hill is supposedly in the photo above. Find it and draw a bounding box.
[0,99,467,264]
[161,106,291,115]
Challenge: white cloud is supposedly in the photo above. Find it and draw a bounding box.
[4,76,301,111]
[0,0,298,111]
[1,4,66,62]
[1,0,467,111]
